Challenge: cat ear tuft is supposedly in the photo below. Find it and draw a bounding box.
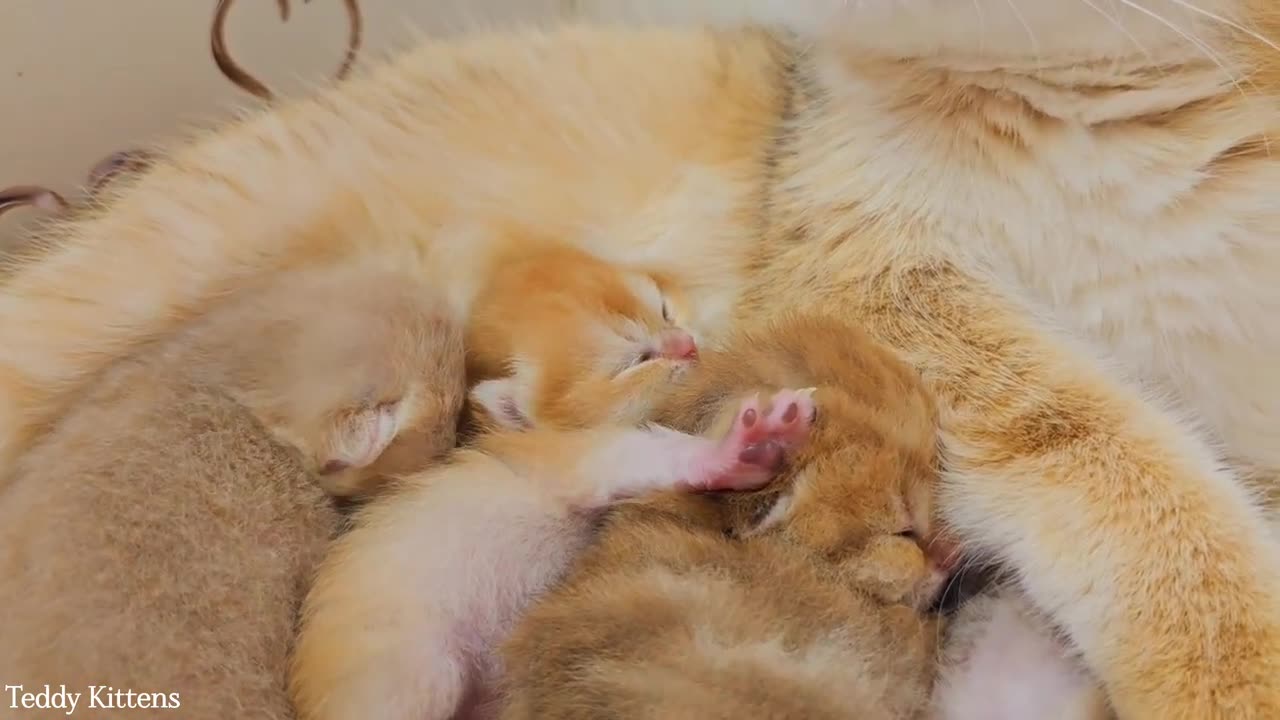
[470,377,534,430]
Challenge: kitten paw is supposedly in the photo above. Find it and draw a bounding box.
[703,388,816,491]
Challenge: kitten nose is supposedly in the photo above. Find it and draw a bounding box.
[922,532,962,574]
[657,329,698,360]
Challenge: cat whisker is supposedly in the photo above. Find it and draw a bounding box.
[1116,0,1271,151]
[1075,0,1155,62]
[1164,0,1280,56]
[1116,0,1247,90]
[971,0,988,56]
[1003,0,1042,59]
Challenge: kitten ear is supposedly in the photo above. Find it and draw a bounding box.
[470,377,535,430]
[318,402,401,476]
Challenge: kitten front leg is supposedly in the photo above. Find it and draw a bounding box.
[852,263,1280,719]
[523,388,817,509]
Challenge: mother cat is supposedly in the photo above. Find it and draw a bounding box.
[1,1,1278,718]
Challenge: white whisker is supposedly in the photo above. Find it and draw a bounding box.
[972,0,988,56]
[1114,0,1271,152]
[1164,0,1280,55]
[1115,0,1254,96]
[1003,0,1041,58]
[1076,0,1154,62]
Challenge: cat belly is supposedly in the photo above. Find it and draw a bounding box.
[1071,273,1279,480]
[1000,217,1280,494]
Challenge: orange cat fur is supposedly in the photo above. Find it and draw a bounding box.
[289,389,809,720]
[0,263,463,720]
[465,242,699,430]
[1,6,1279,716]
[287,251,754,720]
[499,312,947,720]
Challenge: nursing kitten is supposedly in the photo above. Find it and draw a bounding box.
[0,263,464,720]
[465,242,699,430]
[499,312,948,720]
[0,238,703,720]
[290,387,809,720]
[2,4,1280,715]
[290,251,771,720]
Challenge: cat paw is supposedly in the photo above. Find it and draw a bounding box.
[703,388,816,491]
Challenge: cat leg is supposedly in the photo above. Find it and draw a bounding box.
[290,466,488,720]
[292,397,813,720]
[849,263,1280,719]
[508,387,817,508]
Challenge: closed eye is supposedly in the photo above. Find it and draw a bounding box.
[613,348,660,377]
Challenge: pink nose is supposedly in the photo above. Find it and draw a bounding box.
[657,329,698,360]
[922,533,963,574]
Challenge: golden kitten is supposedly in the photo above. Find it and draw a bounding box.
[0,263,463,720]
[291,253,787,720]
[290,387,808,720]
[465,241,700,430]
[500,312,947,720]
[1,4,1279,715]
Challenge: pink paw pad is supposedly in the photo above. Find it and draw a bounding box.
[705,388,817,492]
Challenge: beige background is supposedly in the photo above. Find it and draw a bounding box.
[1,0,577,247]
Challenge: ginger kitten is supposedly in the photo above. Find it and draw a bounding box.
[290,247,777,720]
[0,263,464,720]
[465,242,700,430]
[290,388,810,720]
[499,312,949,720]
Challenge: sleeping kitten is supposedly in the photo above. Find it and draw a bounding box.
[292,312,959,720]
[499,312,949,720]
[1,240,703,720]
[465,241,700,430]
[290,247,778,720]
[503,312,1117,720]
[0,263,464,720]
[290,387,810,720]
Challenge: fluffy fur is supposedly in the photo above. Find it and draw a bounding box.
[932,589,1114,720]
[1,2,1279,715]
[288,240,726,720]
[289,389,810,720]
[465,241,700,430]
[0,264,464,720]
[500,313,946,720]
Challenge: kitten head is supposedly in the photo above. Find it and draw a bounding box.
[657,312,954,610]
[728,377,949,611]
[210,264,467,497]
[466,245,699,431]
